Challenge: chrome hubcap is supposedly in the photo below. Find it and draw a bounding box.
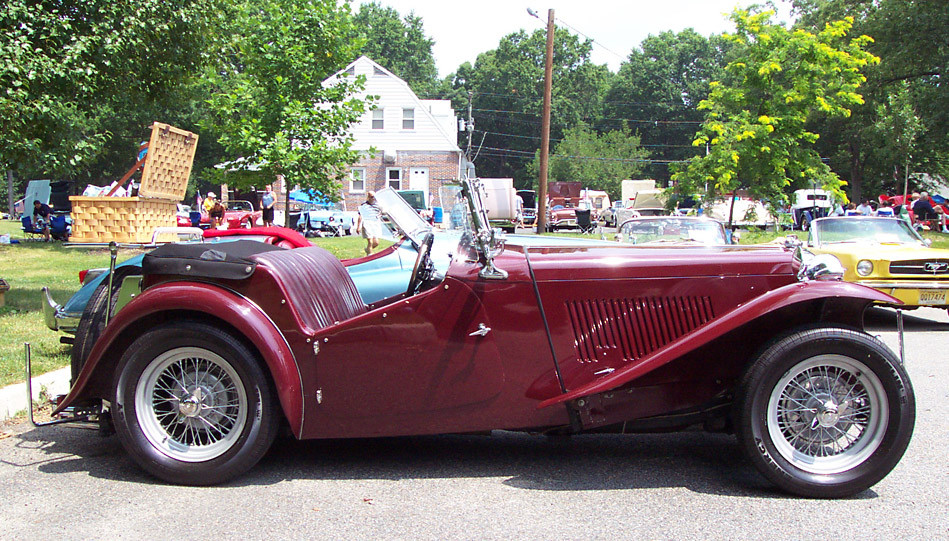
[135,347,248,462]
[767,355,888,474]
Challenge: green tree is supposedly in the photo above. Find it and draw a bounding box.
[604,29,731,183]
[793,0,949,199]
[673,9,878,211]
[532,123,648,199]
[353,2,438,97]
[444,28,612,188]
[0,0,219,191]
[203,0,369,215]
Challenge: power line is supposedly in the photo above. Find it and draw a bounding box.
[473,129,696,149]
[472,108,703,125]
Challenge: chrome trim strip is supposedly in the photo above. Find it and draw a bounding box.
[861,281,949,289]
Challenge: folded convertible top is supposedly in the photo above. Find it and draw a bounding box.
[142,240,285,280]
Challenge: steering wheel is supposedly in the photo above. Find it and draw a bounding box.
[407,232,435,295]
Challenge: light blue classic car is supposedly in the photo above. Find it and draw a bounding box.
[296,202,357,237]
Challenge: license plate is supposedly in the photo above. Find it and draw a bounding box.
[919,290,947,305]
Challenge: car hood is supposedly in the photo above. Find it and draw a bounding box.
[514,241,795,280]
[810,242,949,280]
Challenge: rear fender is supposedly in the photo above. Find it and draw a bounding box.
[54,282,304,437]
[538,280,899,409]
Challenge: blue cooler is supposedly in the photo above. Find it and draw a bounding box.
[433,206,443,223]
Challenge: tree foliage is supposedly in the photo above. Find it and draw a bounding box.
[203,0,368,201]
[0,0,219,186]
[443,28,612,188]
[604,29,731,183]
[792,0,948,199]
[353,2,438,97]
[534,123,648,199]
[673,9,878,207]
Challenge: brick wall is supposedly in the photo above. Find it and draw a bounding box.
[342,150,461,210]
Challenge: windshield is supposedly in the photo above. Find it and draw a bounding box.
[810,217,923,246]
[228,201,253,212]
[619,217,727,245]
[374,188,432,247]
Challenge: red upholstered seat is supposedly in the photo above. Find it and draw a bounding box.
[250,246,367,332]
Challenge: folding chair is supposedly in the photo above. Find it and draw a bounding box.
[49,214,69,241]
[21,216,44,240]
[575,208,596,234]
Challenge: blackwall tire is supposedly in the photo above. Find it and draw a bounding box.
[736,327,915,498]
[112,321,278,485]
[71,265,141,383]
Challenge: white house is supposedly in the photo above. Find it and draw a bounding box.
[324,56,462,210]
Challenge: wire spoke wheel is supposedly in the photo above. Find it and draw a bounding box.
[737,327,915,497]
[768,355,887,475]
[136,347,248,462]
[113,322,278,485]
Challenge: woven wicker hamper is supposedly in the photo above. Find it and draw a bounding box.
[69,122,198,243]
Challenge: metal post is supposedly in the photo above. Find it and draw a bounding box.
[535,9,554,235]
[897,309,905,365]
[24,343,89,427]
[105,242,118,326]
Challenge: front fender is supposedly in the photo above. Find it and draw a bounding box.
[54,282,304,437]
[538,280,899,409]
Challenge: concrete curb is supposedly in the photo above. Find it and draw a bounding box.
[0,367,71,421]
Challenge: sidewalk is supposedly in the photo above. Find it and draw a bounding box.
[0,367,70,421]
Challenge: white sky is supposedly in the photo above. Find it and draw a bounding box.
[369,0,795,77]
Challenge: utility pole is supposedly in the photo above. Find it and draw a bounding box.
[466,91,474,160]
[535,8,554,234]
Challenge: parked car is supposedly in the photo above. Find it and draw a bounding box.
[806,215,949,311]
[517,189,536,225]
[791,188,834,230]
[37,180,914,497]
[176,204,193,228]
[547,205,578,230]
[296,202,356,237]
[617,216,732,245]
[223,200,261,229]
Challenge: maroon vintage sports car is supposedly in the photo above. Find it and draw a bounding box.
[39,179,914,497]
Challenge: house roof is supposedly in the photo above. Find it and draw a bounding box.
[325,56,460,153]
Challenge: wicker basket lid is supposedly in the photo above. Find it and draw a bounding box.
[138,122,199,200]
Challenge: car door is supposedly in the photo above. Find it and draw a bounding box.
[301,277,504,438]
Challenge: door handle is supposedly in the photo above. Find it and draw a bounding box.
[468,323,491,337]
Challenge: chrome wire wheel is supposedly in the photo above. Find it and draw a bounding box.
[135,346,248,463]
[767,354,888,475]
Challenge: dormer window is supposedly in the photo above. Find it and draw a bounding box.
[373,66,388,76]
[344,66,355,76]
[402,108,414,130]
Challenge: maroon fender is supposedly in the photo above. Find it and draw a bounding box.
[538,280,900,409]
[54,282,305,437]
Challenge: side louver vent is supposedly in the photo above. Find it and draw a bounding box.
[566,296,715,364]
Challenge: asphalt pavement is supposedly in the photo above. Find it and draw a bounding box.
[1,307,946,539]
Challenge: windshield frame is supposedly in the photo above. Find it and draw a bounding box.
[618,216,728,245]
[373,188,432,247]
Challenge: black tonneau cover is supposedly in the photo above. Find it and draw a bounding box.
[142,240,285,280]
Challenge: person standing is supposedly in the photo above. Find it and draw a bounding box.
[356,191,383,256]
[260,185,276,227]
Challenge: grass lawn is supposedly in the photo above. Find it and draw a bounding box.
[0,219,371,387]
